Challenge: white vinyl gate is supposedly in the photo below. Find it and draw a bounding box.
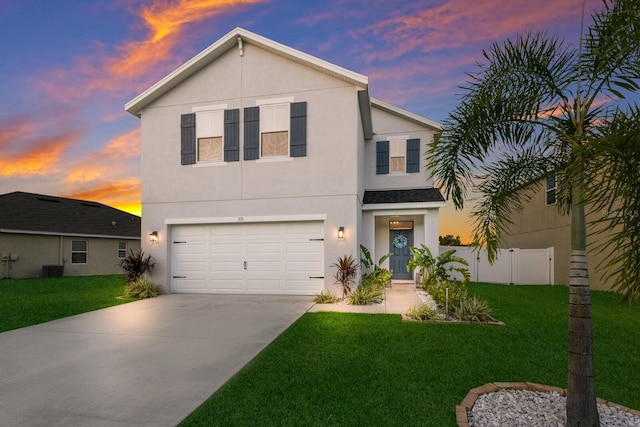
[440,246,554,285]
[171,221,324,294]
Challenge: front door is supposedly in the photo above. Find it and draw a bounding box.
[389,229,413,279]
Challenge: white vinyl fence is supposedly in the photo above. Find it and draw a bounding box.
[439,246,555,285]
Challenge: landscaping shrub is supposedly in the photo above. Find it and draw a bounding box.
[332,254,359,299]
[120,249,154,282]
[406,304,442,321]
[348,284,383,305]
[426,280,468,308]
[313,290,340,304]
[124,275,161,299]
[452,294,496,322]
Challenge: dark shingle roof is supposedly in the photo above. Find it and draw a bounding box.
[363,188,444,204]
[0,192,140,238]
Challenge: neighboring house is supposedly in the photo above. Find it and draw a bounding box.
[502,176,612,290]
[0,192,141,279]
[125,27,444,295]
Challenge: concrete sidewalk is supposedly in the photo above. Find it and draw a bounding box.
[308,281,424,314]
[0,294,314,427]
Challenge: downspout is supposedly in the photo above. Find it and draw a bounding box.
[59,235,64,265]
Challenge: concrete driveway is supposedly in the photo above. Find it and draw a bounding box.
[0,294,314,426]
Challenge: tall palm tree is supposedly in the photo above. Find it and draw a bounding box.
[429,1,640,425]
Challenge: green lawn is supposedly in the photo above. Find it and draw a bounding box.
[181,283,640,426]
[0,275,134,332]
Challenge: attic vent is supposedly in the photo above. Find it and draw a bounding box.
[81,202,101,208]
[36,196,61,203]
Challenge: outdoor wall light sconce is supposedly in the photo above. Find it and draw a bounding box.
[149,231,159,244]
[338,227,345,239]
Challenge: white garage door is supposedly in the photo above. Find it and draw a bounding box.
[171,221,324,294]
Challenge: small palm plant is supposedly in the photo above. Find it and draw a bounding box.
[407,244,469,288]
[332,254,359,299]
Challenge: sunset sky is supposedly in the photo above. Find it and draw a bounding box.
[0,0,604,242]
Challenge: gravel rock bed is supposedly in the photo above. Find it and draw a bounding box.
[468,390,640,427]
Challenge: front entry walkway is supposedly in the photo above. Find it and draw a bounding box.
[0,294,314,426]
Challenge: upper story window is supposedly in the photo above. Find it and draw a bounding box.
[196,109,224,162]
[71,240,87,264]
[546,175,557,205]
[244,100,307,161]
[260,103,290,157]
[180,106,239,165]
[390,140,407,173]
[376,138,420,175]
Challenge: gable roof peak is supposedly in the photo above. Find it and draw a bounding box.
[125,27,369,117]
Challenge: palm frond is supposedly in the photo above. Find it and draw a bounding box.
[586,105,640,302]
[471,145,558,262]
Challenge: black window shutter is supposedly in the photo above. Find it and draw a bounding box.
[224,109,240,162]
[376,140,389,174]
[290,101,307,157]
[406,138,420,173]
[180,113,196,165]
[244,106,260,160]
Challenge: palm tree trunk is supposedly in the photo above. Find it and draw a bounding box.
[567,163,600,426]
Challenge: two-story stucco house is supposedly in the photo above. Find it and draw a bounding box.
[125,27,444,295]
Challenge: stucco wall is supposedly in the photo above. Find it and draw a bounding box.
[364,106,437,191]
[139,43,363,292]
[0,233,140,279]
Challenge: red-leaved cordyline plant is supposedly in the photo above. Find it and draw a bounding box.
[332,254,359,299]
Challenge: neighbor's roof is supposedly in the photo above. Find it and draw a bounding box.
[363,188,445,205]
[0,192,141,239]
[124,27,369,117]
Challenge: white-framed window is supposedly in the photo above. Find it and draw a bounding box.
[196,109,224,162]
[260,103,290,158]
[118,241,127,259]
[390,139,407,173]
[71,240,88,264]
[546,175,557,205]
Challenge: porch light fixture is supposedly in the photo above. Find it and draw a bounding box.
[149,231,159,244]
[338,227,345,239]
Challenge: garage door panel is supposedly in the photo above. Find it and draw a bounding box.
[211,243,242,254]
[247,279,281,291]
[286,222,322,235]
[210,224,243,236]
[173,243,206,255]
[175,261,208,272]
[286,242,321,254]
[249,261,282,272]
[247,242,282,255]
[174,225,207,238]
[173,278,207,292]
[211,261,243,272]
[286,260,322,272]
[210,279,244,291]
[172,221,324,295]
[247,223,281,237]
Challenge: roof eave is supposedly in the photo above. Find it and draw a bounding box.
[371,98,442,130]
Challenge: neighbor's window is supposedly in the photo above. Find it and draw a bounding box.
[546,175,557,205]
[196,110,224,162]
[71,240,88,264]
[260,103,289,157]
[390,140,406,173]
[118,241,127,258]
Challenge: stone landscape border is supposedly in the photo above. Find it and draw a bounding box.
[456,382,640,426]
